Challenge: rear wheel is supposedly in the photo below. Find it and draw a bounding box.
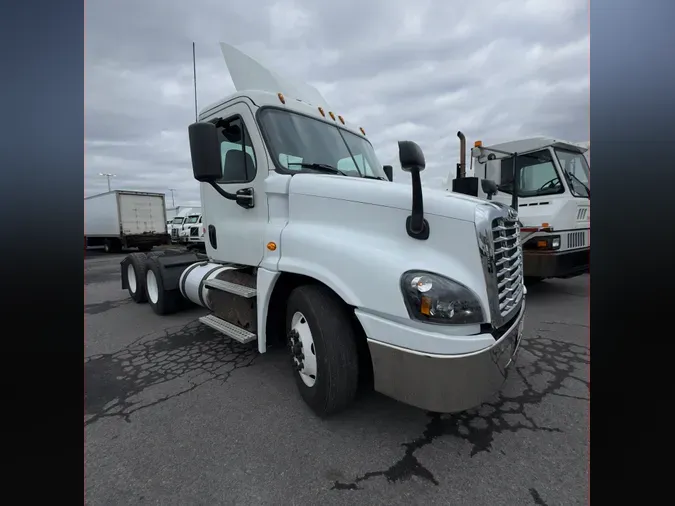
[104,238,122,254]
[285,284,360,417]
[144,257,182,315]
[124,252,148,303]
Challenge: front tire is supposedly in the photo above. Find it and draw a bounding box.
[144,257,182,315]
[285,284,360,417]
[124,252,148,303]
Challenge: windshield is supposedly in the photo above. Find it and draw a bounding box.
[186,215,200,224]
[172,217,184,224]
[258,108,387,179]
[555,149,590,197]
[498,149,565,198]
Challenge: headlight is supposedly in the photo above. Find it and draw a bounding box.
[400,271,485,325]
[524,235,561,251]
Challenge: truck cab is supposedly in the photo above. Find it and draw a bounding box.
[187,214,205,249]
[470,138,590,281]
[120,42,527,417]
[179,213,201,244]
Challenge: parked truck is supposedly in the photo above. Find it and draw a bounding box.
[186,214,206,250]
[120,43,526,417]
[170,207,202,243]
[85,190,171,253]
[450,133,590,282]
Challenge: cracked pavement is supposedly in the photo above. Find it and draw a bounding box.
[85,250,589,505]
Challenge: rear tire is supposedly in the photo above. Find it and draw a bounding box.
[104,238,122,254]
[144,257,182,315]
[124,253,148,303]
[285,284,360,417]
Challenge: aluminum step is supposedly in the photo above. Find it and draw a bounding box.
[198,315,256,344]
[204,279,257,298]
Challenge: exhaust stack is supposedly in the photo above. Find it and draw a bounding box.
[456,131,466,179]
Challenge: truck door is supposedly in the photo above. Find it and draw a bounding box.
[200,101,269,266]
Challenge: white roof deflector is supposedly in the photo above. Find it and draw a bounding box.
[219,42,330,109]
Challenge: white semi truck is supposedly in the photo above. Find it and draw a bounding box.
[450,133,590,282]
[85,190,171,253]
[119,43,526,417]
[169,207,201,243]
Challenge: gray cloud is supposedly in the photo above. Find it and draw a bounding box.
[85,0,589,204]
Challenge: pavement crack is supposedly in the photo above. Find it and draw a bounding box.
[540,320,589,329]
[85,298,132,315]
[84,319,257,427]
[332,335,589,491]
[529,487,549,505]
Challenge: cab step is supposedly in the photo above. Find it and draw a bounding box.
[198,315,257,344]
[204,279,257,298]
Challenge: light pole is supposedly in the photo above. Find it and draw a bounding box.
[169,189,177,207]
[99,173,116,192]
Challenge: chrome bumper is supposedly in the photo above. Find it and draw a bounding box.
[366,301,525,413]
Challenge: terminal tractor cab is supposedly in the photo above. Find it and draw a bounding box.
[450,132,590,283]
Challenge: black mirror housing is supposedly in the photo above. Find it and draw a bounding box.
[481,179,498,197]
[398,141,426,173]
[188,122,223,182]
[383,165,393,181]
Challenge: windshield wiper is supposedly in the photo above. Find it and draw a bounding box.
[362,174,387,181]
[287,162,349,176]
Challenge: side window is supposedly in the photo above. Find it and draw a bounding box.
[216,116,257,184]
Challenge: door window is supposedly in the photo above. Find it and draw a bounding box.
[216,116,257,184]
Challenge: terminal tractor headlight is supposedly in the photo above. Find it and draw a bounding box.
[400,271,485,325]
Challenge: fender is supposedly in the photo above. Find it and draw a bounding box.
[276,216,485,324]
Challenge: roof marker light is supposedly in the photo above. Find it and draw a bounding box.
[338,115,345,124]
[329,111,336,120]
[318,107,325,117]
[277,93,286,104]
[359,127,366,135]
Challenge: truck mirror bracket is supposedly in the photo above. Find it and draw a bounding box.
[207,182,255,209]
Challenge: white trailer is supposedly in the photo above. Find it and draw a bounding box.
[85,190,171,253]
[120,43,526,417]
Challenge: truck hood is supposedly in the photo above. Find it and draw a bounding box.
[288,174,483,223]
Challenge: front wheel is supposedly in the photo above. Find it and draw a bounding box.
[285,284,360,417]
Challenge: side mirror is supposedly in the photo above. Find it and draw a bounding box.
[383,165,393,181]
[398,141,426,173]
[188,122,222,182]
[481,179,498,200]
[397,140,429,240]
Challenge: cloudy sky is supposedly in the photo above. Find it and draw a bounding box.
[85,0,589,206]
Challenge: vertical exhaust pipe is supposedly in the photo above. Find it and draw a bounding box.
[456,131,466,179]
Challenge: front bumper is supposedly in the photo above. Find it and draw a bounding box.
[523,248,589,279]
[362,301,525,413]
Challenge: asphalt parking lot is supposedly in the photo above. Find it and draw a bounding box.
[85,248,589,506]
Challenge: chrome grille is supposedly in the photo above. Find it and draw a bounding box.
[475,202,525,329]
[492,217,523,319]
[171,228,178,238]
[567,231,586,249]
